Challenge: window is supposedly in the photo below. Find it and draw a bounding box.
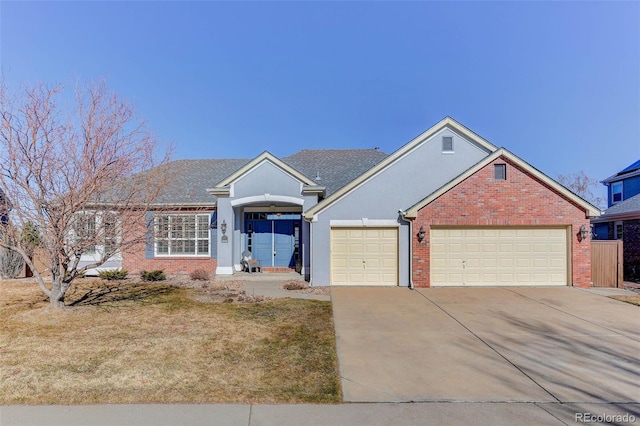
[614,221,623,240]
[155,214,209,256]
[442,136,454,152]
[72,213,97,253]
[103,212,118,255]
[494,164,506,180]
[612,182,623,203]
[71,212,120,256]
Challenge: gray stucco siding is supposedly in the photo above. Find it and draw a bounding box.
[309,128,493,286]
[232,161,304,199]
[216,160,320,275]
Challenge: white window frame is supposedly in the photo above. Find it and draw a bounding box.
[71,211,121,261]
[614,221,623,240]
[612,182,623,203]
[154,213,210,257]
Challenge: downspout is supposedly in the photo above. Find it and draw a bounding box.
[398,210,414,290]
[304,215,314,286]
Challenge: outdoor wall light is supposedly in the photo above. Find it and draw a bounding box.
[417,225,426,242]
[220,219,227,235]
[578,224,588,242]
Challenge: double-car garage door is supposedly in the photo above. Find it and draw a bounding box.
[431,227,568,286]
[330,226,568,287]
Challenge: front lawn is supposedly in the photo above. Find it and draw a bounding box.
[609,294,640,306]
[0,279,341,404]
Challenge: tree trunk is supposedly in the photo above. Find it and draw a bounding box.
[49,277,66,309]
[50,293,65,309]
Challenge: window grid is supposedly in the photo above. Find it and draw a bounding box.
[155,214,210,256]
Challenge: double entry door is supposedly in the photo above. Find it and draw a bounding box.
[245,213,300,268]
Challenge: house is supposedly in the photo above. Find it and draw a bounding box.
[592,159,640,280]
[602,159,640,207]
[105,117,600,288]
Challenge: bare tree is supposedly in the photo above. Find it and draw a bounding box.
[0,79,171,308]
[557,170,605,210]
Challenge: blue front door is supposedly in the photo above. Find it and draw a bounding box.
[250,220,272,267]
[274,220,295,267]
[245,213,300,268]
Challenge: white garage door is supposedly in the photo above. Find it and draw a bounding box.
[331,227,398,285]
[431,227,568,286]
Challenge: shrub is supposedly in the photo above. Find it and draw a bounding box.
[190,269,209,281]
[65,270,85,279]
[282,280,308,290]
[98,269,128,281]
[0,248,23,279]
[140,269,166,281]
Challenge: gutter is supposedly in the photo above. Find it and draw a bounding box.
[398,209,415,290]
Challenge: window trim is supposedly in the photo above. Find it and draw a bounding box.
[71,211,121,259]
[442,136,454,153]
[154,213,211,257]
[494,163,507,181]
[611,182,623,203]
[614,221,623,240]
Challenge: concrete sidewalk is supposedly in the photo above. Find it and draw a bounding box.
[2,402,639,425]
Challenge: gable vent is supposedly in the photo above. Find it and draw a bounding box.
[442,136,454,152]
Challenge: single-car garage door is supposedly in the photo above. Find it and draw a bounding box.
[331,227,398,285]
[431,227,568,286]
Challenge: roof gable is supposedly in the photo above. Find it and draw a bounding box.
[404,148,602,218]
[207,151,322,196]
[304,117,497,219]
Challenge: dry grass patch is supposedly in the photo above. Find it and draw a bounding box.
[0,279,340,404]
[609,294,640,306]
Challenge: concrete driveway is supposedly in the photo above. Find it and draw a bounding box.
[331,287,640,403]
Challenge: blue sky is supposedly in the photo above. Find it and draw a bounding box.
[1,1,639,189]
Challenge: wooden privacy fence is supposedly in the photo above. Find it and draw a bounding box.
[591,240,623,288]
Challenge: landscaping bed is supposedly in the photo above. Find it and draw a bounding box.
[0,278,341,404]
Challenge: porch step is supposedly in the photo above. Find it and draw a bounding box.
[215,271,303,282]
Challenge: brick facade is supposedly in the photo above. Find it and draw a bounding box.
[123,246,218,275]
[412,156,592,288]
[122,211,218,276]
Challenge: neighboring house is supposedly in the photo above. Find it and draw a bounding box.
[592,159,640,280]
[601,159,640,207]
[108,117,599,288]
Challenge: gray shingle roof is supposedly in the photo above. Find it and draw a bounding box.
[283,149,388,196]
[153,158,250,205]
[595,193,640,221]
[152,149,388,206]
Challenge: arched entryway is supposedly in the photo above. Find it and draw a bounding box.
[244,212,302,269]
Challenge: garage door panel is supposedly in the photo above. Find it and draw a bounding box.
[331,227,398,286]
[431,227,567,287]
